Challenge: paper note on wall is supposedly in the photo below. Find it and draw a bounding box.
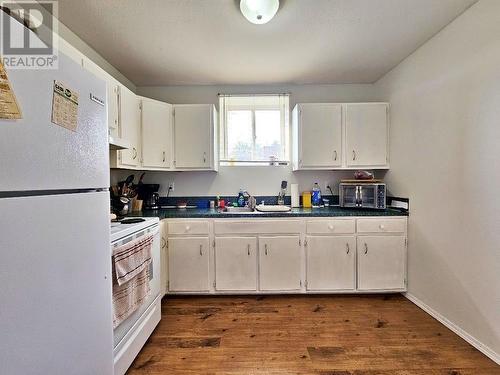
[0,61,22,119]
[51,80,79,131]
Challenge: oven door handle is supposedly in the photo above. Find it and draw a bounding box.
[355,186,360,206]
[359,186,363,206]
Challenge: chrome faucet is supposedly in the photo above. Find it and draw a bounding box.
[277,180,287,205]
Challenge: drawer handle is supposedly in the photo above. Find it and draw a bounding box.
[346,243,350,254]
[265,244,268,255]
[379,224,385,230]
[328,224,334,230]
[199,244,203,256]
[185,226,191,232]
[364,243,368,254]
[247,244,250,256]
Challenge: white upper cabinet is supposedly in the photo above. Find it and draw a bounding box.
[117,86,141,168]
[293,103,342,170]
[345,103,389,168]
[173,104,218,171]
[81,57,120,136]
[140,97,172,169]
[292,102,389,170]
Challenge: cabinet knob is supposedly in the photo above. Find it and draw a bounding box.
[328,224,334,230]
[379,224,385,230]
[185,226,190,232]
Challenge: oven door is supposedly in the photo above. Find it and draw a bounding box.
[359,185,377,208]
[341,185,359,207]
[113,225,161,348]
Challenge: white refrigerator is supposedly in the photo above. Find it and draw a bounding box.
[0,18,114,375]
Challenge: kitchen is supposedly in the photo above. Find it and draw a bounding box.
[0,0,499,374]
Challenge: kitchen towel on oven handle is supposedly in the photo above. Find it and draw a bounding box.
[112,233,154,286]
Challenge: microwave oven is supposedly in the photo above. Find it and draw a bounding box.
[339,182,386,210]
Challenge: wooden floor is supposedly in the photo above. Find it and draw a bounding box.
[127,295,499,375]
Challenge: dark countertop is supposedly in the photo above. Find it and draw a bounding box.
[130,206,408,219]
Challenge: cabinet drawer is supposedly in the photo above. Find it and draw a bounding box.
[357,218,406,233]
[214,220,301,235]
[167,221,209,235]
[306,219,355,234]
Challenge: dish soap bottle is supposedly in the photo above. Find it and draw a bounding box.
[237,189,245,207]
[312,182,322,207]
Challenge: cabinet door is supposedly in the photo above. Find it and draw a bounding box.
[215,237,257,291]
[107,80,120,135]
[357,235,406,290]
[173,105,211,169]
[345,103,388,167]
[119,86,141,167]
[306,236,355,291]
[160,221,168,296]
[141,98,172,169]
[81,57,119,134]
[299,104,342,168]
[259,236,301,291]
[168,237,210,292]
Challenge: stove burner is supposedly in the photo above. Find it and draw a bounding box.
[120,218,146,224]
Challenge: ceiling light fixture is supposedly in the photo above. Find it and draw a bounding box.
[240,0,279,25]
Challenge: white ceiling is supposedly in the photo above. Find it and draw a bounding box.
[56,0,477,86]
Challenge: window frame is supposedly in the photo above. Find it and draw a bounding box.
[219,94,290,166]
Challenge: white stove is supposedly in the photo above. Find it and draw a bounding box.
[110,217,159,243]
[110,216,162,375]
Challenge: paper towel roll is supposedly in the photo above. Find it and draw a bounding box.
[291,184,300,207]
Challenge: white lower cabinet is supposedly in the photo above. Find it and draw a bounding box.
[357,235,406,291]
[215,237,257,291]
[259,236,301,291]
[163,217,407,294]
[160,220,168,296]
[306,235,356,291]
[167,237,210,292]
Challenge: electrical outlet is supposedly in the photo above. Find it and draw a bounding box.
[169,182,175,192]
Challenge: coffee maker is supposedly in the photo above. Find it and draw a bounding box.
[139,184,160,210]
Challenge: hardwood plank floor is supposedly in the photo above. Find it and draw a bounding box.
[127,295,499,375]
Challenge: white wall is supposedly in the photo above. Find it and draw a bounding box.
[111,84,382,196]
[375,0,500,361]
[57,22,136,91]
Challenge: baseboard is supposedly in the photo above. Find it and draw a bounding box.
[404,292,500,365]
